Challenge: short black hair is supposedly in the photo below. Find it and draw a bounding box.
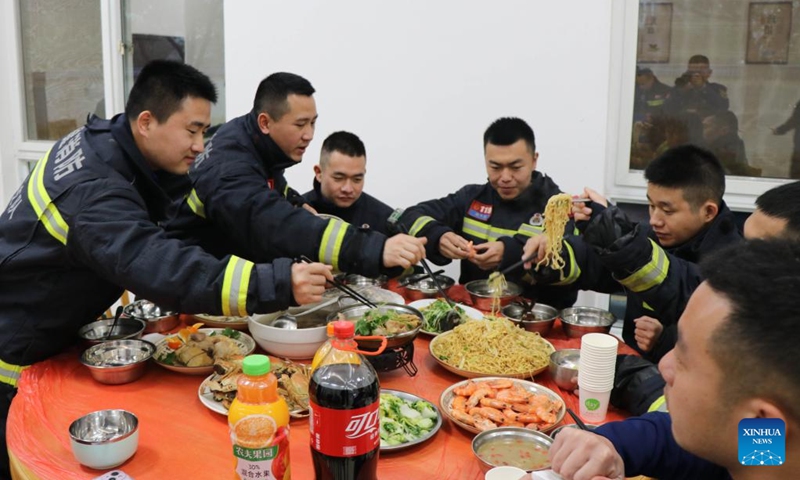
[252,72,315,120]
[644,145,725,209]
[483,117,536,153]
[125,60,217,123]
[688,54,710,65]
[708,111,739,132]
[320,131,367,168]
[755,181,800,239]
[703,239,800,421]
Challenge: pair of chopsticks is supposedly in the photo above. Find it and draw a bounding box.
[298,256,378,309]
[397,269,445,287]
[566,408,590,430]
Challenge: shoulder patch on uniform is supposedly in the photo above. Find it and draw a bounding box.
[467,200,493,221]
[267,178,275,190]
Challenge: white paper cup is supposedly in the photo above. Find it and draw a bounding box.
[581,333,619,350]
[579,387,611,423]
[485,466,529,480]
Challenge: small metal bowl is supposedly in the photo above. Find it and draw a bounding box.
[404,275,456,301]
[464,279,522,311]
[80,339,155,385]
[340,274,388,288]
[327,303,423,349]
[560,307,616,338]
[549,349,580,391]
[550,423,600,438]
[472,427,553,473]
[124,300,179,334]
[502,303,559,335]
[69,409,139,470]
[78,318,146,345]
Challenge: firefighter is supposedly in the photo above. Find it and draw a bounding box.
[523,145,742,362]
[167,72,425,276]
[0,61,332,478]
[302,131,395,235]
[396,117,578,309]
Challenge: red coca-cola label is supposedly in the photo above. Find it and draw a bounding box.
[309,399,380,457]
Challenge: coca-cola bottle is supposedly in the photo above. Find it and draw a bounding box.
[309,320,381,480]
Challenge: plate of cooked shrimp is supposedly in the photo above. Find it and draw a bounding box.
[439,377,565,434]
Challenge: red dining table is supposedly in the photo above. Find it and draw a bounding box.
[7,284,637,479]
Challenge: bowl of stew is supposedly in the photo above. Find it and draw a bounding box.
[471,426,553,473]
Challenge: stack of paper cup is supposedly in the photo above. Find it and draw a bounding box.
[577,333,618,423]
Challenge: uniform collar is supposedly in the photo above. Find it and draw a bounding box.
[245,111,298,173]
[108,114,171,204]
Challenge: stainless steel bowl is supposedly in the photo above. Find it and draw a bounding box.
[340,274,388,288]
[472,426,553,473]
[123,300,179,333]
[549,349,580,391]
[78,318,146,345]
[464,279,522,311]
[502,303,559,335]
[80,339,155,385]
[327,303,423,349]
[69,409,139,469]
[404,275,456,301]
[560,307,616,338]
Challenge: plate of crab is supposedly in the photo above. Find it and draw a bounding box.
[438,377,565,434]
[199,357,312,418]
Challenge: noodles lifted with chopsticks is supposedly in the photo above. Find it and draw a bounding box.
[537,193,572,271]
[431,317,553,375]
[487,271,507,316]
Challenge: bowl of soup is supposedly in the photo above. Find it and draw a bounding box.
[471,427,553,473]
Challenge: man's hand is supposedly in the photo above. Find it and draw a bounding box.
[302,203,318,214]
[549,428,625,480]
[290,262,333,305]
[572,187,608,222]
[383,234,427,269]
[438,231,472,260]
[469,241,504,270]
[522,235,550,270]
[634,316,664,352]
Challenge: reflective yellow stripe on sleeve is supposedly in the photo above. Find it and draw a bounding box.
[552,241,581,286]
[648,395,668,412]
[0,359,30,388]
[462,218,517,241]
[517,223,544,237]
[409,216,435,237]
[617,239,670,292]
[221,256,254,316]
[283,184,290,197]
[26,148,69,245]
[318,218,348,271]
[186,189,206,218]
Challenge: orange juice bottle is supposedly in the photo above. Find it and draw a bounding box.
[310,322,336,373]
[229,354,291,480]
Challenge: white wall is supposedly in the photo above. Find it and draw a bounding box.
[223,1,614,307]
[224,1,614,208]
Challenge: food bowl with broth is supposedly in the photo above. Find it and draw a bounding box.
[472,427,553,473]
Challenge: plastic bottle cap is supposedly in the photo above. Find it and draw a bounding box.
[242,354,271,376]
[333,319,355,339]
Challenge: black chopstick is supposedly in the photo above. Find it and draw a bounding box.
[566,407,589,430]
[299,256,379,309]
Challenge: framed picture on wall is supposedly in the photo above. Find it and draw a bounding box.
[637,3,673,63]
[746,2,793,64]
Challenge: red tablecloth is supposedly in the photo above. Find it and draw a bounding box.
[7,285,636,480]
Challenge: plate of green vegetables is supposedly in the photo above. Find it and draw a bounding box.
[379,389,442,452]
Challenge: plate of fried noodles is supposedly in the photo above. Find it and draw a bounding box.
[429,317,554,378]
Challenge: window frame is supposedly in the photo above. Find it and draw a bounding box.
[605,0,789,212]
[1,0,133,204]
